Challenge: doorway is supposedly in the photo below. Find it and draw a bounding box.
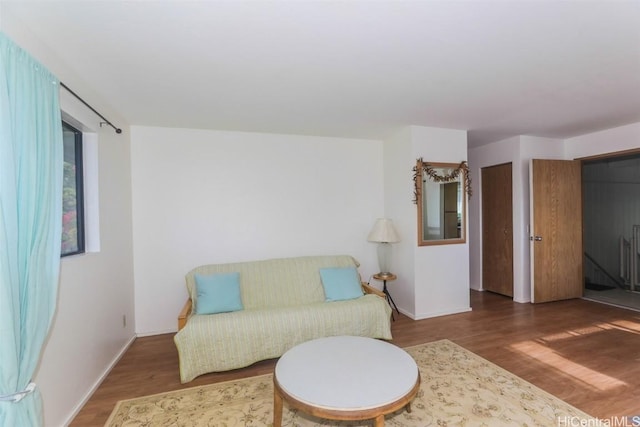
[582,152,640,311]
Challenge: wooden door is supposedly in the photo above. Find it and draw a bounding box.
[482,163,514,297]
[530,159,583,303]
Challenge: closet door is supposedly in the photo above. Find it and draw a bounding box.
[482,163,514,297]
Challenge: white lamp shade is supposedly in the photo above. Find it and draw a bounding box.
[367,218,400,243]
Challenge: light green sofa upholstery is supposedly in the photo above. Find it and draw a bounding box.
[174,255,392,383]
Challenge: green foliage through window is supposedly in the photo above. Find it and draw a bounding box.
[61,121,85,256]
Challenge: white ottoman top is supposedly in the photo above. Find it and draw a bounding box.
[275,336,419,411]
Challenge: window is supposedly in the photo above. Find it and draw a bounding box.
[61,121,85,256]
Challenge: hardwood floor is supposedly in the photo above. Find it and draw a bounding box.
[70,291,640,426]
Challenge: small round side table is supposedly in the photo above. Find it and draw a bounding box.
[373,273,399,320]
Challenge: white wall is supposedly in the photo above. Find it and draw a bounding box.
[565,122,640,160]
[36,98,135,427]
[383,127,416,315]
[410,126,470,319]
[384,126,470,319]
[2,13,136,427]
[130,126,384,335]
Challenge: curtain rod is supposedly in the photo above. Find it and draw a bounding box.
[60,82,122,134]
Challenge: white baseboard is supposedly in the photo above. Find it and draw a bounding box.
[135,328,176,337]
[63,334,136,426]
[396,307,416,319]
[396,306,473,320]
[413,306,472,320]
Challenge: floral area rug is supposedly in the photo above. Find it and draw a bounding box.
[105,339,592,426]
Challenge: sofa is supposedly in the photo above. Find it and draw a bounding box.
[174,255,392,383]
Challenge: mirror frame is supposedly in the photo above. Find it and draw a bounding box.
[413,159,471,246]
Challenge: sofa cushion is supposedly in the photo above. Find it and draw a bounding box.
[194,272,243,314]
[320,267,364,301]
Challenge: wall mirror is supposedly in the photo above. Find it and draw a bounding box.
[413,159,471,246]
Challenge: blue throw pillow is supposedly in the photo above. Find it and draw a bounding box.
[194,272,243,314]
[319,267,364,302]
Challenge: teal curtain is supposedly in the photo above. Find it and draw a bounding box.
[0,33,63,426]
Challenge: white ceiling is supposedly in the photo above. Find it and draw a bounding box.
[2,0,640,147]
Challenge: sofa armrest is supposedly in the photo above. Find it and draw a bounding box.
[361,282,385,298]
[178,299,192,331]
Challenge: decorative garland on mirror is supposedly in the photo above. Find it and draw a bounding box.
[412,158,472,204]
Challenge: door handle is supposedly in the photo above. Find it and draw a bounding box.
[530,235,543,241]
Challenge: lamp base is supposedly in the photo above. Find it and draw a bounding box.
[375,272,395,280]
[377,242,392,276]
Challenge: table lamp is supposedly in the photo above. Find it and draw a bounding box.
[367,218,400,279]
